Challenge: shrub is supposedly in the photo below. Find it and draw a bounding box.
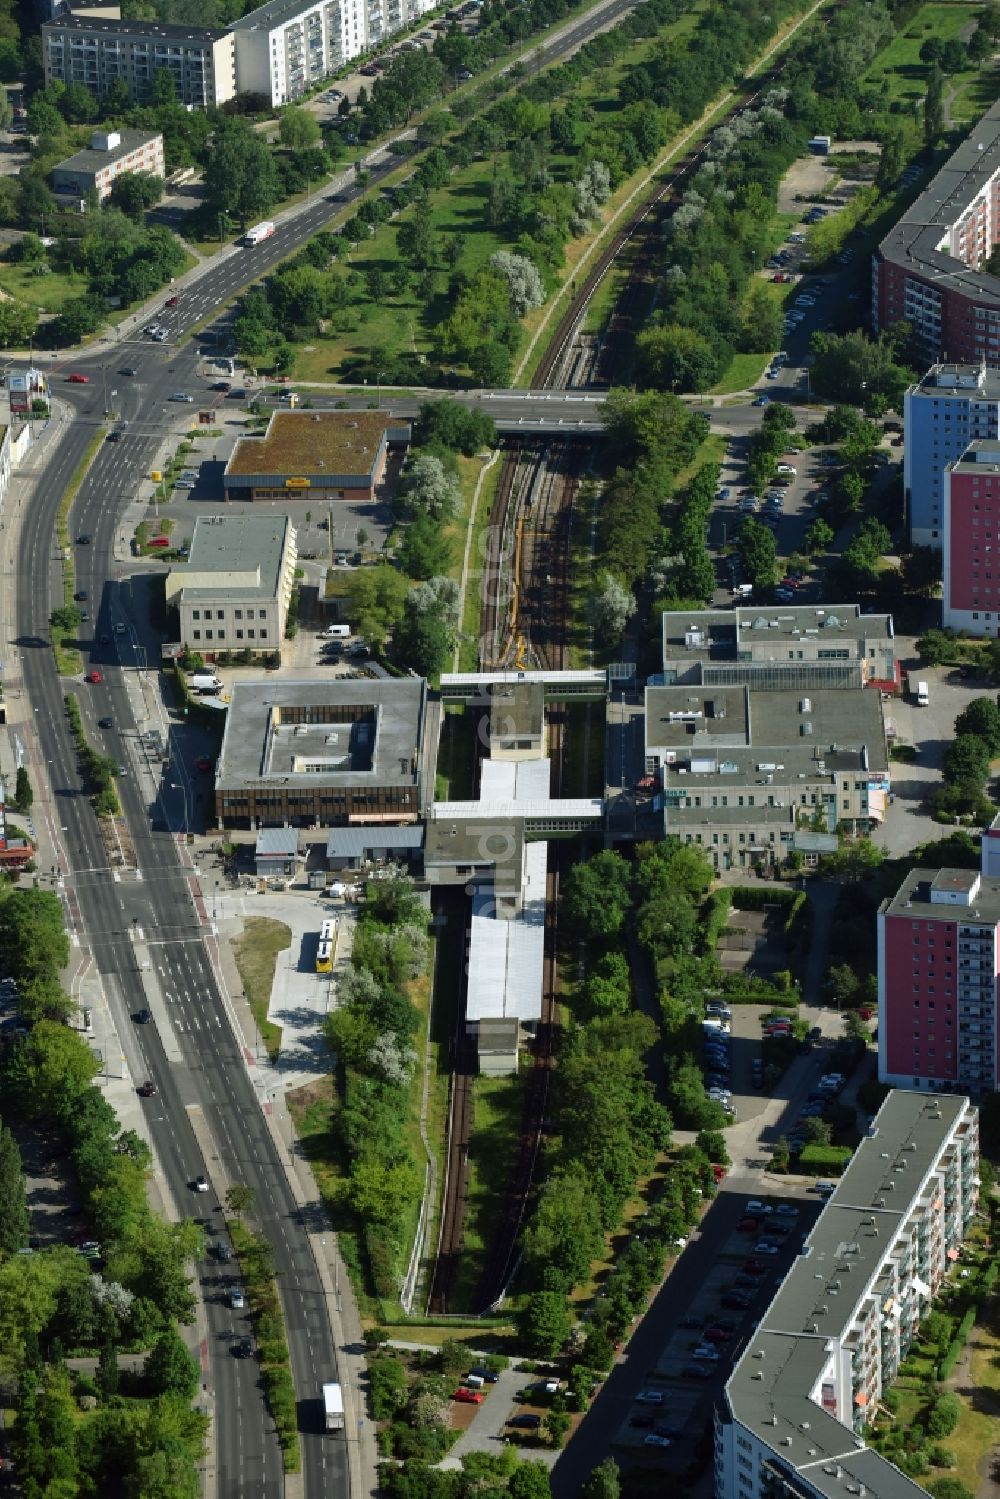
[926,1391,962,1439]
[928,1446,957,1469]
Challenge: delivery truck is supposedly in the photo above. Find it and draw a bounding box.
[323,1382,344,1433]
[244,221,275,247]
[190,673,223,696]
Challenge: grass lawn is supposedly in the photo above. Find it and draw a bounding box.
[711,350,771,395]
[947,63,1000,125]
[231,916,291,1062]
[449,1073,527,1313]
[0,261,92,314]
[863,4,979,105]
[435,706,479,800]
[458,455,503,671]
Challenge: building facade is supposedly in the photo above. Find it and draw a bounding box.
[51,128,164,201]
[878,857,1000,1093]
[166,514,297,658]
[874,102,1000,362]
[717,1090,979,1499]
[224,410,410,504]
[42,16,236,106]
[942,439,1000,634]
[904,364,1000,548]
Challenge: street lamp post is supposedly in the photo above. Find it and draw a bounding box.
[170,780,190,836]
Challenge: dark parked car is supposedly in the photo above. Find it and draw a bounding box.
[133,1008,151,1024]
[233,1337,254,1359]
[508,1414,541,1429]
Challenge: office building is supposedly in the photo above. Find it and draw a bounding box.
[878,851,1000,1093]
[51,128,164,202]
[659,605,897,692]
[717,1090,979,1499]
[42,15,236,107]
[166,514,297,657]
[214,677,428,829]
[942,439,1000,634]
[646,606,895,872]
[874,101,1000,362]
[904,363,1000,547]
[224,410,411,504]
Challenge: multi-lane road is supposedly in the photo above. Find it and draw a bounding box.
[15,367,347,1498]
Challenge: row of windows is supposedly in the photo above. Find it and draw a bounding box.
[190,628,267,641]
[191,607,268,620]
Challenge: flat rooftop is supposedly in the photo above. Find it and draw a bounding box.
[489,681,545,743]
[662,605,894,664]
[229,0,329,29]
[225,411,409,483]
[646,683,888,775]
[216,678,426,791]
[946,437,1000,475]
[54,128,160,175]
[911,363,1000,401]
[176,514,291,603]
[724,1091,974,1499]
[881,866,1000,924]
[44,13,226,37]
[878,100,1000,306]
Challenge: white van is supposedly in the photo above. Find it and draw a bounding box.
[916,680,929,706]
[322,624,351,639]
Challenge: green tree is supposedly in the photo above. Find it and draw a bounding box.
[124,1447,200,1499]
[226,1181,256,1217]
[510,1461,552,1499]
[413,401,496,456]
[954,697,1000,754]
[694,1129,729,1167]
[0,1124,29,1254]
[394,592,454,677]
[144,1327,199,1400]
[927,1393,962,1440]
[398,513,452,580]
[805,516,834,555]
[582,1459,620,1499]
[544,1409,571,1448]
[517,1291,570,1357]
[345,563,410,650]
[924,64,944,146]
[279,106,321,151]
[944,733,991,787]
[13,766,32,813]
[562,851,631,939]
[635,322,723,392]
[737,516,777,590]
[108,172,164,222]
[204,118,279,229]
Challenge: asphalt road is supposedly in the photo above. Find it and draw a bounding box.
[17,352,346,1497]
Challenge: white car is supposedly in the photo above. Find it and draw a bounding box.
[636,1389,664,1405]
[753,1242,780,1256]
[775,1204,799,1218]
[746,1200,773,1216]
[644,1434,672,1448]
[230,1285,245,1309]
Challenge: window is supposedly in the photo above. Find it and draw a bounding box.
[235,608,243,619]
[248,629,255,639]
[258,608,267,618]
[193,629,201,640]
[236,629,244,639]
[217,610,224,620]
[192,609,201,619]
[205,630,213,640]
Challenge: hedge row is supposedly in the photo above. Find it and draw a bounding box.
[700,889,733,953]
[797,1144,853,1176]
[729,887,798,912]
[938,1306,977,1381]
[229,1219,301,1471]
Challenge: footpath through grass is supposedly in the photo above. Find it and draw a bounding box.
[231,917,290,1062]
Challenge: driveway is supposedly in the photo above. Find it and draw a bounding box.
[441,1368,539,1465]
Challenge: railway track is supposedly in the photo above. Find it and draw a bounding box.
[428,16,827,1316]
[426,1036,475,1315]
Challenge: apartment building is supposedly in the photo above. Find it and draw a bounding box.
[878,851,1000,1092]
[165,514,297,659]
[42,15,236,107]
[228,0,434,106]
[904,363,1000,547]
[942,438,1000,634]
[51,128,164,202]
[717,1090,979,1499]
[874,101,1000,362]
[646,607,896,871]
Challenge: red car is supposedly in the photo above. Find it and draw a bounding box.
[86,671,102,684]
[67,373,89,383]
[453,1388,483,1405]
[737,1216,759,1232]
[138,1080,157,1097]
[743,1261,768,1276]
[195,756,213,773]
[712,1164,726,1182]
[702,1328,732,1344]
[148,536,171,548]
[165,295,179,307]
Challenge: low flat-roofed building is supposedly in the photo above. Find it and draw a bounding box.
[166,513,297,658]
[660,605,897,690]
[254,826,299,878]
[646,682,889,872]
[488,680,545,761]
[51,128,164,201]
[223,410,411,504]
[718,1090,978,1499]
[215,677,427,829]
[476,1017,519,1077]
[325,824,424,871]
